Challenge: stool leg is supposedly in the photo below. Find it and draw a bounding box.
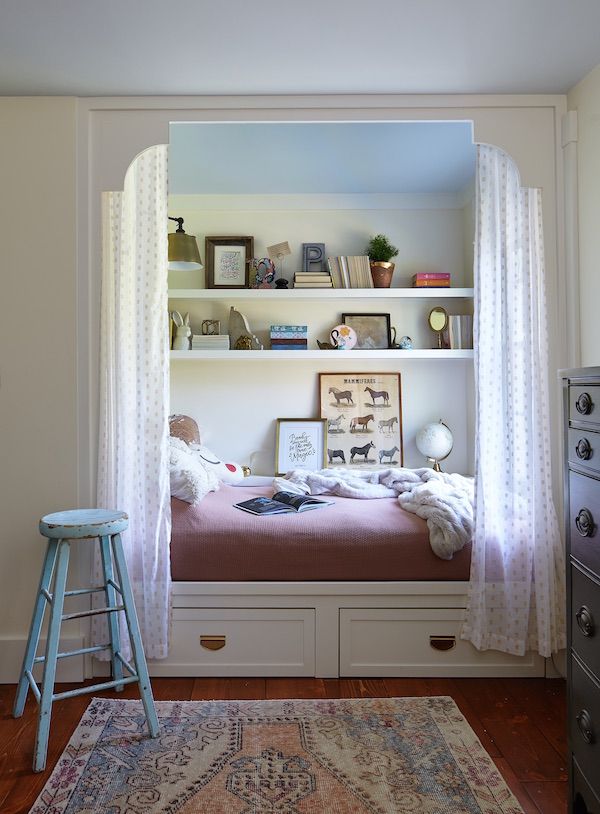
[111,534,159,738]
[34,540,70,773]
[14,539,59,718]
[99,535,124,691]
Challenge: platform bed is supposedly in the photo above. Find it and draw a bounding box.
[148,488,545,679]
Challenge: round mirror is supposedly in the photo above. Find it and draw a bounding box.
[428,307,448,333]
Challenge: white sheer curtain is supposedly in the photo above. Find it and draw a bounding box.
[94,145,171,660]
[461,145,566,658]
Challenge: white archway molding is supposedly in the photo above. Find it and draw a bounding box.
[77,94,567,510]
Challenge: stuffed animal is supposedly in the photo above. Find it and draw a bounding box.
[168,431,244,505]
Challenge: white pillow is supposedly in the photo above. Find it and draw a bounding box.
[169,437,220,505]
[188,443,245,484]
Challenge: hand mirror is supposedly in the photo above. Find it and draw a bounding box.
[428,306,448,349]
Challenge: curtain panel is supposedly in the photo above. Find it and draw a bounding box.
[461,145,566,658]
[95,145,171,660]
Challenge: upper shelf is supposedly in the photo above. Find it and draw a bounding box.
[171,349,474,360]
[168,288,474,300]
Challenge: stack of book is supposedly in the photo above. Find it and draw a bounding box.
[270,325,308,350]
[293,271,333,288]
[191,334,230,350]
[412,272,451,288]
[327,256,374,288]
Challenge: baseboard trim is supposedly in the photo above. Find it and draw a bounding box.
[0,636,85,683]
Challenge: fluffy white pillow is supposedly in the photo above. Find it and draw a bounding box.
[169,437,220,505]
[188,443,245,484]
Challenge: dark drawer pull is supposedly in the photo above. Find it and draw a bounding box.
[429,635,456,651]
[576,392,594,415]
[576,605,595,637]
[576,508,595,537]
[576,438,593,461]
[576,709,595,744]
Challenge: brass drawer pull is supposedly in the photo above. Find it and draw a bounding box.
[200,635,226,651]
[429,635,456,652]
[576,709,595,745]
[576,438,593,461]
[576,392,594,415]
[576,605,595,638]
[576,508,595,538]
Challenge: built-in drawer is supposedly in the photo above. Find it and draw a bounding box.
[572,564,600,679]
[569,427,600,474]
[573,757,600,814]
[152,608,315,677]
[569,471,600,576]
[339,608,543,677]
[571,655,600,784]
[570,386,600,424]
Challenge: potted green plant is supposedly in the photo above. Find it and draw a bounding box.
[366,234,398,288]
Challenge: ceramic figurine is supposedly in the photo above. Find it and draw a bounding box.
[398,335,413,349]
[172,310,191,350]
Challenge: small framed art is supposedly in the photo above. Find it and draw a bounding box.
[341,313,391,349]
[275,418,327,476]
[319,372,403,468]
[206,236,254,289]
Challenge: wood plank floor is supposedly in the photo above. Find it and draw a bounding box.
[0,677,567,814]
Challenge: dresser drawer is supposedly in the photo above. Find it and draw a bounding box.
[573,757,600,813]
[571,655,600,783]
[569,471,600,575]
[572,564,600,678]
[570,385,600,424]
[569,428,600,473]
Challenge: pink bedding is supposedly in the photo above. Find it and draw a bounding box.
[170,485,471,582]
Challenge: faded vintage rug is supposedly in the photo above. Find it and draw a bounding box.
[31,696,523,813]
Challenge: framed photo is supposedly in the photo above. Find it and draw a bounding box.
[319,372,403,469]
[206,236,254,289]
[275,418,327,476]
[342,313,391,349]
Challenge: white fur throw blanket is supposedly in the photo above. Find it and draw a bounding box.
[274,468,474,560]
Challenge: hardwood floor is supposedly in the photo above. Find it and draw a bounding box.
[0,677,566,814]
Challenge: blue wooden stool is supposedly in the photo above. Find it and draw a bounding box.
[14,509,160,772]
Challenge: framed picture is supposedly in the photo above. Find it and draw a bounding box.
[275,418,327,476]
[206,236,254,289]
[342,313,391,349]
[319,372,403,469]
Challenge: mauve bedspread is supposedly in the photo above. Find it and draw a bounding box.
[170,485,471,581]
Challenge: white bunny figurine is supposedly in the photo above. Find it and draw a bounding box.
[172,311,191,350]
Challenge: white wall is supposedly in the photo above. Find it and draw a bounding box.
[0,97,80,679]
[168,192,475,475]
[568,64,600,365]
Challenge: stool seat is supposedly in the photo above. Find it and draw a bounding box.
[40,509,128,539]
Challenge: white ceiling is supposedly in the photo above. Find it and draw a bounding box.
[169,122,476,194]
[0,0,599,96]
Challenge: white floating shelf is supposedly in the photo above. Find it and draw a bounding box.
[171,349,474,360]
[168,287,474,300]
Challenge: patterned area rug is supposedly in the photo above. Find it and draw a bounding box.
[31,696,523,813]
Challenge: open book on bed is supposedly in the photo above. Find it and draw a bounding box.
[234,490,333,516]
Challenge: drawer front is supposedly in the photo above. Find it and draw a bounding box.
[570,656,600,784]
[339,608,543,677]
[570,386,600,424]
[569,427,600,474]
[158,608,315,676]
[569,471,600,576]
[573,757,600,814]
[572,564,600,678]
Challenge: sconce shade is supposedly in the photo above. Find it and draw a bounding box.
[168,222,203,271]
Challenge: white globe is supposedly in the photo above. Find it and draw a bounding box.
[416,421,453,467]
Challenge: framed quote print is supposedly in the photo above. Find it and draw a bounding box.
[319,372,403,468]
[275,418,327,476]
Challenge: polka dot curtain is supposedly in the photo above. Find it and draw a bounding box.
[461,145,566,658]
[95,145,171,660]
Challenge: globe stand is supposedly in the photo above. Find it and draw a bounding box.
[416,420,453,473]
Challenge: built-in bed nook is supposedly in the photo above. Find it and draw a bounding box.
[90,103,564,687]
[149,121,542,679]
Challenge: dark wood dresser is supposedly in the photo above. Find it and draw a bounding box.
[562,367,600,813]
